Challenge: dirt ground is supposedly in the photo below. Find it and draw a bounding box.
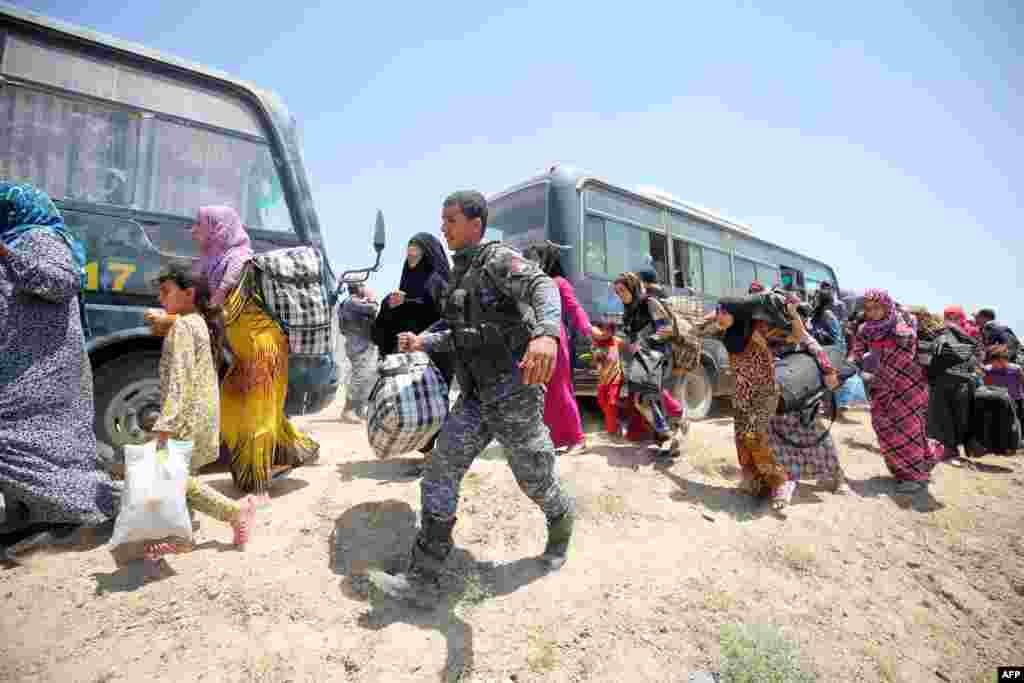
[2,396,1023,683]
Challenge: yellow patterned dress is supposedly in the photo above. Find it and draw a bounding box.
[221,267,320,494]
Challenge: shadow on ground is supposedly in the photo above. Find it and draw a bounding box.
[841,436,881,455]
[207,477,309,500]
[330,500,552,682]
[847,475,945,512]
[653,464,771,521]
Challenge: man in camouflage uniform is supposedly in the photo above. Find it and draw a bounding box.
[369,191,575,606]
[339,283,379,422]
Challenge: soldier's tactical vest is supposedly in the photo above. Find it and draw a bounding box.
[441,242,535,394]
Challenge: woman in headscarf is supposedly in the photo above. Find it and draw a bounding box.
[524,242,592,452]
[372,233,453,458]
[768,301,846,504]
[373,233,451,362]
[151,206,319,498]
[613,272,681,458]
[849,290,941,493]
[0,182,118,558]
[943,305,980,340]
[923,305,984,463]
[711,290,793,508]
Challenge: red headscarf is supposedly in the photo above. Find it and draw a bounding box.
[942,305,979,338]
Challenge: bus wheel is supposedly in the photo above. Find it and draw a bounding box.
[92,352,163,452]
[683,364,715,421]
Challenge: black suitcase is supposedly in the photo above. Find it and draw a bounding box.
[970,385,1021,454]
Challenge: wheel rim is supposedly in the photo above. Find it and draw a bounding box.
[102,378,162,448]
[685,370,710,415]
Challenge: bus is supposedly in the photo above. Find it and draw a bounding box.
[0,5,375,449]
[486,164,840,419]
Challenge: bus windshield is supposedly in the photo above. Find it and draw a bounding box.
[0,85,293,233]
[485,183,548,252]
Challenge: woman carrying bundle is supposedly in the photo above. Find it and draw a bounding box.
[849,290,941,493]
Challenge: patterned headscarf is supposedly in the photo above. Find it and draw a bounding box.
[1,182,86,287]
[860,289,900,342]
[194,206,254,306]
[907,306,944,338]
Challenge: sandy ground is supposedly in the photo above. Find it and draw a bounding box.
[2,394,1023,683]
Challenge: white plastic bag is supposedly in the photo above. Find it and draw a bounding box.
[110,440,193,547]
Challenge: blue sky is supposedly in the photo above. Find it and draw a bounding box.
[20,0,1023,329]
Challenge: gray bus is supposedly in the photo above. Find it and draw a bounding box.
[0,5,378,449]
[486,164,840,419]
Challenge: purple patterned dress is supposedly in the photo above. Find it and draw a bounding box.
[0,230,118,525]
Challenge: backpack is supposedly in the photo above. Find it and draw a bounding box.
[650,295,704,376]
[252,246,333,356]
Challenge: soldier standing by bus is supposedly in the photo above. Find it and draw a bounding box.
[369,191,575,606]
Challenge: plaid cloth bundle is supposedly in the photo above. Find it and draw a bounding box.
[366,352,449,459]
[251,246,332,356]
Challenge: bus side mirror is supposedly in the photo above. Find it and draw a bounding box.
[373,210,386,253]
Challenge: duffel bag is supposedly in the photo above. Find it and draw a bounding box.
[366,352,449,458]
[252,246,332,356]
[775,350,826,415]
[625,345,667,394]
[971,385,1021,454]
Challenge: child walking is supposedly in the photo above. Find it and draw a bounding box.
[143,264,256,569]
[593,321,625,437]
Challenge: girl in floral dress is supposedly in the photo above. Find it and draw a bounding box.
[143,264,256,568]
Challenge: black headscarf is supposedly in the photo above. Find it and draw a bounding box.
[399,232,450,307]
[371,232,453,358]
[615,272,651,338]
[522,241,566,278]
[717,290,791,354]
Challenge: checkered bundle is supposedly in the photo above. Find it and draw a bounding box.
[252,246,332,356]
[366,352,450,459]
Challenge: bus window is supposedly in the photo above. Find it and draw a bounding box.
[702,247,732,299]
[733,257,757,294]
[756,264,781,288]
[0,85,140,205]
[585,215,668,283]
[671,238,703,291]
[780,267,804,292]
[145,119,294,232]
[487,183,548,253]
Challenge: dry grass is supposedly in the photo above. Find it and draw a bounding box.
[922,506,978,536]
[455,570,492,610]
[910,606,964,659]
[462,472,485,496]
[693,449,735,480]
[579,490,628,519]
[778,542,818,574]
[525,626,558,673]
[862,643,898,683]
[702,587,739,613]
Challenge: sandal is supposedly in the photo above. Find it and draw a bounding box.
[232,496,256,548]
[771,480,797,510]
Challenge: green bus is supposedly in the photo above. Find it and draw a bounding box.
[0,4,381,449]
[486,164,840,419]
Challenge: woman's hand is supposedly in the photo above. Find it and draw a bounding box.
[824,371,839,390]
[387,291,405,308]
[0,243,9,258]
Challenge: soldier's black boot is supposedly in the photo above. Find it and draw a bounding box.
[368,515,455,608]
[541,508,575,570]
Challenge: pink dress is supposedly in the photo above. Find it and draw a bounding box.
[545,277,592,448]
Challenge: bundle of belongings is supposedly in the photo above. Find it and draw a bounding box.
[251,246,334,356]
[970,386,1021,454]
[366,352,450,458]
